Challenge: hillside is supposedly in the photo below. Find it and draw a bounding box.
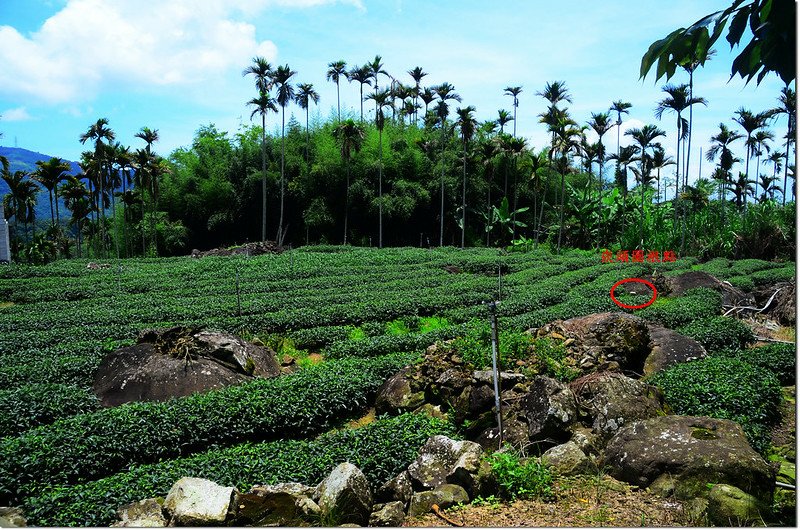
[0,146,81,224]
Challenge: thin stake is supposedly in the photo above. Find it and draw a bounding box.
[487,300,503,449]
[497,265,503,301]
[236,263,242,317]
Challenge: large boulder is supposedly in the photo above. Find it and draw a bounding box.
[643,325,707,376]
[523,376,578,444]
[407,484,470,517]
[375,470,413,506]
[112,498,167,527]
[541,441,595,476]
[369,501,406,527]
[560,312,651,372]
[315,462,373,526]
[235,482,317,526]
[706,483,770,526]
[602,416,775,502]
[375,368,425,415]
[93,327,280,406]
[406,436,483,494]
[665,271,753,307]
[570,372,665,441]
[163,477,235,526]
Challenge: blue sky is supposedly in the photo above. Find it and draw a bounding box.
[0,0,792,194]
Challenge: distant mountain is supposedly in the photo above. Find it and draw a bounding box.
[0,146,81,223]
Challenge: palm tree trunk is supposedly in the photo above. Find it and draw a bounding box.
[111,176,119,260]
[557,163,565,253]
[486,172,492,246]
[440,124,446,247]
[48,190,55,228]
[261,113,267,242]
[344,158,350,244]
[597,139,603,249]
[684,69,694,186]
[783,116,792,205]
[461,140,466,249]
[336,81,341,122]
[378,129,383,249]
[360,84,364,123]
[278,107,286,247]
[121,174,128,258]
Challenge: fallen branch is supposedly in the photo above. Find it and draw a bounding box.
[753,335,795,344]
[722,287,785,317]
[776,481,796,490]
[432,503,464,527]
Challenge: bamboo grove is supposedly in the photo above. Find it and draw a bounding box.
[1,55,796,263]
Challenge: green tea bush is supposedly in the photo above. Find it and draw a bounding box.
[713,343,796,385]
[648,357,781,455]
[0,384,101,438]
[529,338,581,383]
[418,316,450,333]
[23,413,454,527]
[639,288,722,328]
[488,448,552,500]
[0,353,413,503]
[677,316,754,353]
[729,258,781,276]
[726,275,755,292]
[750,265,795,286]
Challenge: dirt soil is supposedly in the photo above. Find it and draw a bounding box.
[403,475,704,527]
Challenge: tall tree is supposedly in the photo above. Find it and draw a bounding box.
[31,157,70,229]
[588,111,613,240]
[112,143,134,257]
[407,66,428,124]
[504,86,523,136]
[434,82,461,246]
[455,105,476,248]
[60,176,91,257]
[79,118,115,256]
[706,123,744,224]
[650,144,676,203]
[243,57,275,242]
[625,124,666,247]
[732,108,769,210]
[749,129,774,199]
[496,109,513,135]
[764,151,784,201]
[333,119,365,245]
[347,65,372,123]
[2,170,39,246]
[326,60,347,122]
[365,88,393,248]
[769,85,796,205]
[272,64,297,246]
[246,91,278,242]
[419,87,436,121]
[295,82,321,164]
[609,101,632,191]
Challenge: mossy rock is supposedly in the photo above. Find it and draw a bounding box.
[706,484,769,526]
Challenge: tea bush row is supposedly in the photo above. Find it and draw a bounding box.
[712,343,796,385]
[0,384,100,438]
[0,353,414,503]
[23,412,455,527]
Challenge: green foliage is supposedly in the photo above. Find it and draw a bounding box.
[0,353,413,503]
[639,287,722,328]
[347,326,366,341]
[750,265,796,286]
[649,356,782,455]
[488,448,553,501]
[528,337,581,383]
[23,413,455,527]
[726,275,755,292]
[713,343,796,385]
[446,321,533,370]
[677,316,754,353]
[0,384,100,438]
[418,316,450,333]
[385,318,411,336]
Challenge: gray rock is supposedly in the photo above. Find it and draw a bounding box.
[541,441,596,476]
[164,477,235,526]
[523,376,577,443]
[194,330,280,377]
[406,436,483,494]
[560,312,651,371]
[235,482,316,525]
[407,484,469,517]
[602,416,775,503]
[0,507,26,528]
[706,483,769,526]
[112,498,166,527]
[571,372,664,441]
[375,470,413,506]
[665,271,753,307]
[375,369,425,415]
[569,425,602,456]
[643,325,707,376]
[472,370,525,387]
[316,462,373,526]
[368,501,405,527]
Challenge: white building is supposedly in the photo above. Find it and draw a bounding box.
[0,204,10,263]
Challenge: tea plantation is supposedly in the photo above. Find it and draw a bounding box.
[0,246,794,526]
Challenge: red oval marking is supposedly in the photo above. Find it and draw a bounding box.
[610,278,658,310]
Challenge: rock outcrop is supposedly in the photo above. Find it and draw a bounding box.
[164,477,236,526]
[315,462,373,526]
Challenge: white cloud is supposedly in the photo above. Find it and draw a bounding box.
[1,107,34,121]
[0,0,358,104]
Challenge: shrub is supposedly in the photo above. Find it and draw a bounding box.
[0,353,413,504]
[447,322,533,370]
[677,316,754,353]
[648,357,781,455]
[528,337,580,383]
[0,384,101,438]
[750,265,795,286]
[418,316,450,333]
[385,319,411,336]
[726,275,755,292]
[639,288,721,329]
[23,413,455,527]
[713,343,796,385]
[488,448,552,500]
